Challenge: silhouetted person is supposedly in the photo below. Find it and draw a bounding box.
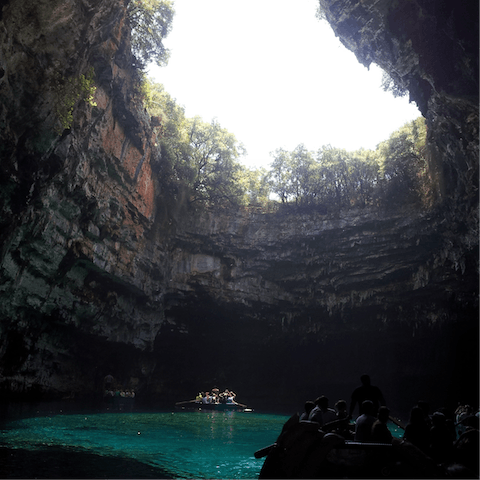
[309,395,336,426]
[349,374,386,418]
[417,400,432,428]
[429,411,453,463]
[333,399,354,439]
[103,374,114,390]
[319,396,337,424]
[403,405,430,454]
[438,407,456,444]
[371,406,393,443]
[354,400,376,442]
[453,415,479,476]
[309,396,325,425]
[299,400,315,421]
[334,399,348,419]
[455,404,474,437]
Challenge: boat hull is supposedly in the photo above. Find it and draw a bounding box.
[175,401,248,411]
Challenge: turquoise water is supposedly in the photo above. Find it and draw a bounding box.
[1,410,289,479]
[1,410,405,479]
[388,421,405,440]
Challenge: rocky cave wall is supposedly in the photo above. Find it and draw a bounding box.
[0,0,478,415]
[0,0,169,398]
[321,0,479,207]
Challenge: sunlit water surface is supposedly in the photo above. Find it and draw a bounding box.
[1,410,289,479]
[1,409,405,479]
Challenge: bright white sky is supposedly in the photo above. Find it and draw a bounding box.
[148,0,421,169]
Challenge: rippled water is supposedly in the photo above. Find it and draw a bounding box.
[1,410,289,479]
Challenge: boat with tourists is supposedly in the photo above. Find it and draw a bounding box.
[175,388,252,412]
[255,413,442,478]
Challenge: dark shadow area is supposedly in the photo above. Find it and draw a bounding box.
[0,445,170,479]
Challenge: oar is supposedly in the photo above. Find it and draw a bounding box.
[321,417,353,431]
[175,400,197,406]
[254,443,276,458]
[389,415,406,430]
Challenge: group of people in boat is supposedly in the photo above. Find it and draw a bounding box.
[195,387,238,404]
[104,388,136,399]
[298,375,479,474]
[299,375,388,440]
[102,374,136,409]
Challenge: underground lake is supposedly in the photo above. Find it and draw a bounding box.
[0,405,406,478]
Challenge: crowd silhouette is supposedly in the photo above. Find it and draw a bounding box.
[297,375,479,476]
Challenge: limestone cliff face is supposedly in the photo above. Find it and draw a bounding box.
[0,0,167,395]
[0,0,477,413]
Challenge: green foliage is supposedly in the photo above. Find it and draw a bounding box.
[315,0,328,21]
[269,148,292,204]
[144,78,247,208]
[346,148,381,206]
[267,118,429,211]
[53,67,97,133]
[269,144,380,209]
[377,117,428,206]
[184,117,246,206]
[381,70,408,98]
[128,0,174,68]
[238,167,271,206]
[289,145,317,204]
[142,77,186,145]
[315,147,353,207]
[269,145,318,205]
[143,77,429,212]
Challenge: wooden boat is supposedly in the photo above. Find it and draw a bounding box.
[256,414,439,478]
[175,400,252,412]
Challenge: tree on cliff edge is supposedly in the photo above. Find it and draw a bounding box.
[143,79,248,208]
[128,0,175,68]
[185,117,246,207]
